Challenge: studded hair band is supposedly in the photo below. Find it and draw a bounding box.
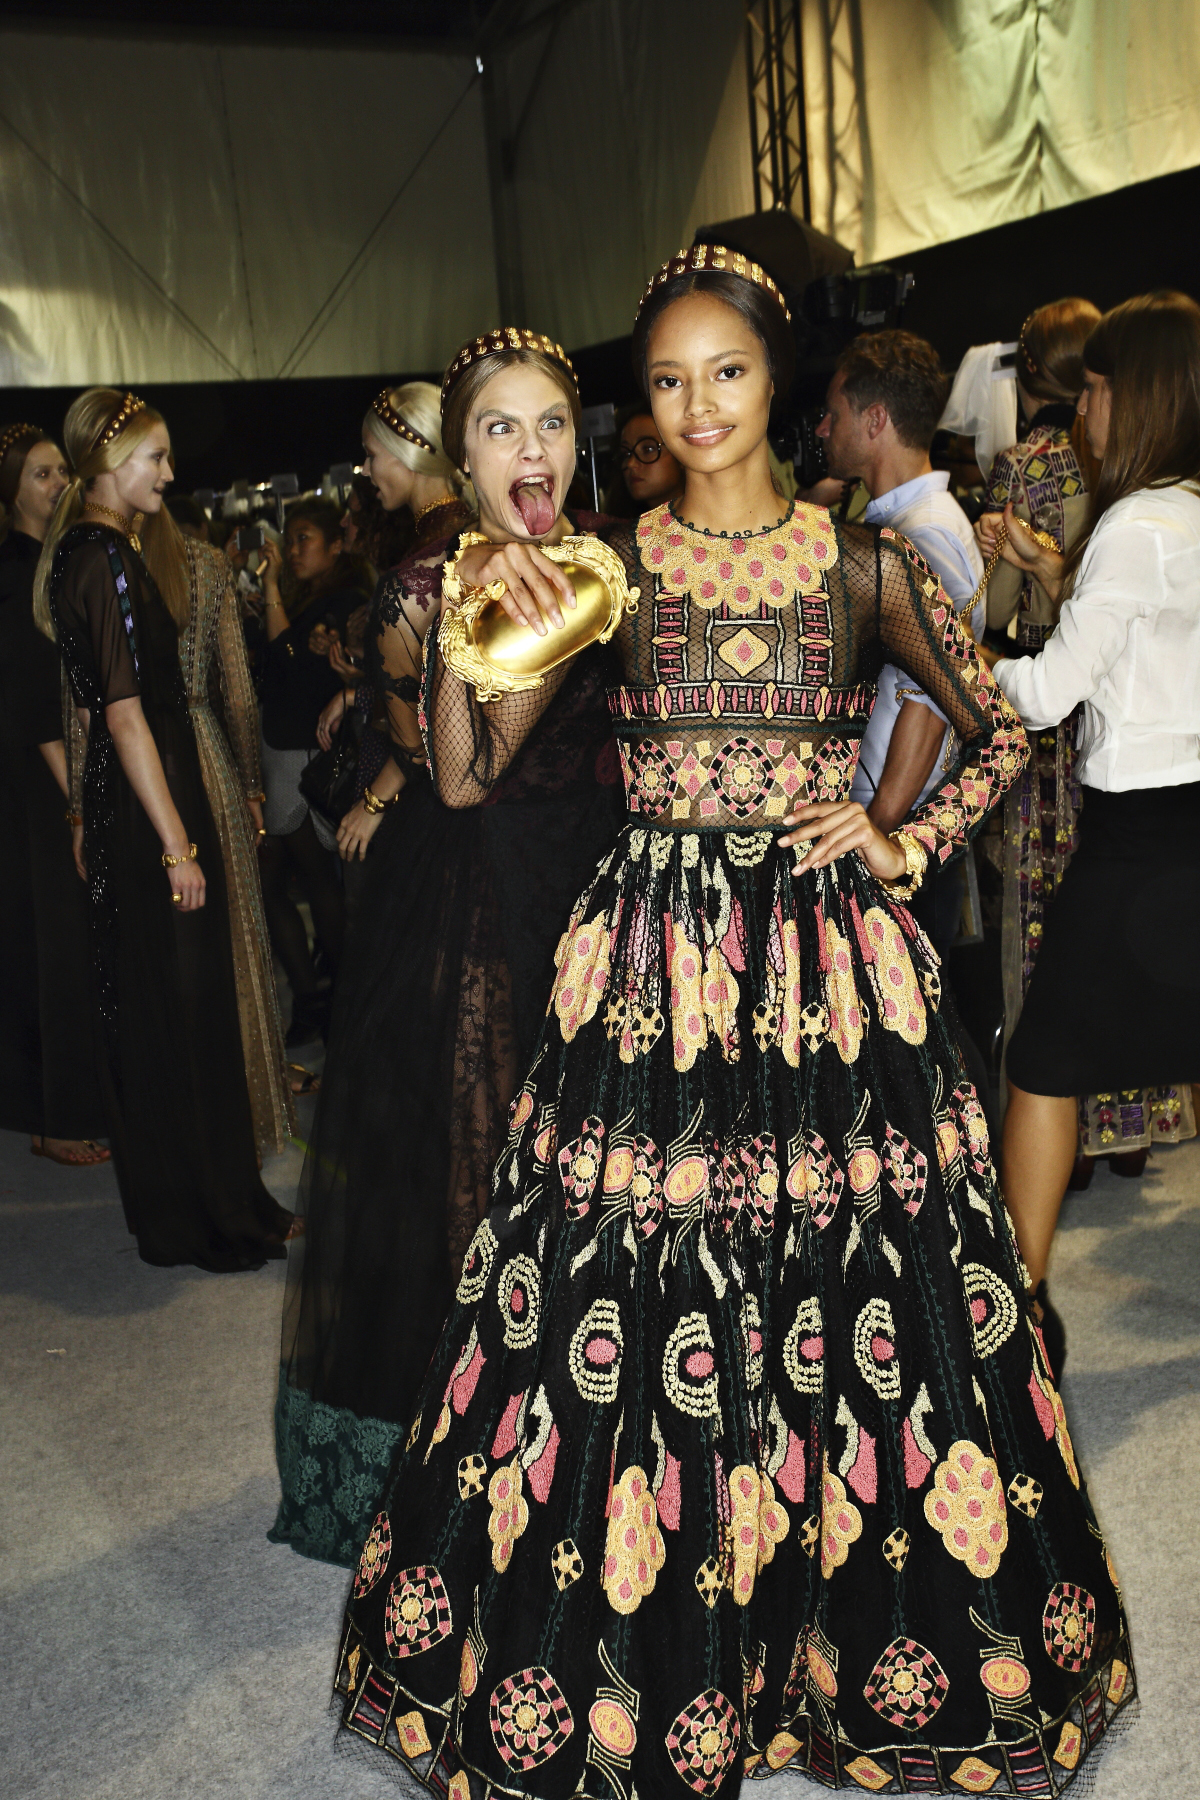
[92,393,146,456]
[441,328,578,409]
[636,244,791,324]
[0,422,43,461]
[371,390,436,455]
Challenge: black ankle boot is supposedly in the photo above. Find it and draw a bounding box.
[1032,1279,1067,1383]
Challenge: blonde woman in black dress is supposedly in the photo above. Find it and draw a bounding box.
[36,389,295,1270]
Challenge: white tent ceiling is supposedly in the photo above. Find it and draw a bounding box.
[0,0,1196,388]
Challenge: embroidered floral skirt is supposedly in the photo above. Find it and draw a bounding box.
[336,826,1133,1797]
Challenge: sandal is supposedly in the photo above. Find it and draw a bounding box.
[287,1063,321,1096]
[31,1139,112,1167]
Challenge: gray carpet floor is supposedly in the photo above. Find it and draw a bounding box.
[1,1117,1196,1798]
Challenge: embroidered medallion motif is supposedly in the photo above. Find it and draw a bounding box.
[637,502,838,612]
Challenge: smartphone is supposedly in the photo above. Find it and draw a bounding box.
[235,524,267,554]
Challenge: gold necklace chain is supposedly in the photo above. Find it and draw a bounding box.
[413,494,460,528]
[84,503,142,554]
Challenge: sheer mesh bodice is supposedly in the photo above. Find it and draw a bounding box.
[425,503,1027,872]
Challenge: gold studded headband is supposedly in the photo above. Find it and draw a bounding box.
[92,392,147,456]
[441,328,578,409]
[0,422,43,461]
[371,390,436,456]
[636,244,792,324]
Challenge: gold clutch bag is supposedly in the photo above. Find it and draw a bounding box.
[437,535,639,702]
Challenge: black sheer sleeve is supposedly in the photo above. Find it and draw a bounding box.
[874,527,1029,865]
[61,535,142,707]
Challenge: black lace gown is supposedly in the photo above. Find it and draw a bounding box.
[272,522,623,1565]
[335,506,1132,1797]
[50,525,292,1269]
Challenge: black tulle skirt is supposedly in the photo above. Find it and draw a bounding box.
[334,824,1132,1796]
[272,773,622,1566]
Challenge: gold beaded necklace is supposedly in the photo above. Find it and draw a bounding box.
[84,503,142,555]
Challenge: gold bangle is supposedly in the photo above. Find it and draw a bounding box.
[440,530,492,607]
[882,829,928,899]
[65,810,83,827]
[245,789,265,802]
[161,842,199,869]
[362,786,398,815]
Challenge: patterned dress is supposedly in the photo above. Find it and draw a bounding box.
[335,503,1133,1796]
[984,419,1195,1153]
[179,539,294,1156]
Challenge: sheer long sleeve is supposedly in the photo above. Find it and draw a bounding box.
[423,643,576,808]
[876,528,1029,867]
[214,563,263,795]
[64,536,142,707]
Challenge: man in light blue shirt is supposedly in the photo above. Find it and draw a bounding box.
[817,331,985,834]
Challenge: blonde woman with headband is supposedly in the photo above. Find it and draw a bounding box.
[0,422,108,1166]
[321,380,471,866]
[271,362,621,1566]
[37,388,296,1271]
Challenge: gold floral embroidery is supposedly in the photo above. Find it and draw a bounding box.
[727,1465,790,1604]
[666,911,707,1071]
[823,915,866,1063]
[701,943,741,1062]
[552,913,612,1041]
[637,501,838,613]
[487,1458,530,1573]
[819,1456,863,1579]
[862,907,927,1043]
[923,1440,1008,1578]
[603,1466,666,1613]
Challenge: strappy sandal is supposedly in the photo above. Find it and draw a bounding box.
[31,1139,112,1167]
[287,1063,321,1096]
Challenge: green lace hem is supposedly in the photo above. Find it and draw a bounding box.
[269,1379,404,1568]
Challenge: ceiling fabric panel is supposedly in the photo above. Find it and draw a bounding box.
[801,0,1200,265]
[0,29,498,384]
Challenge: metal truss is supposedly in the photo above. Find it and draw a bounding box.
[745,0,811,219]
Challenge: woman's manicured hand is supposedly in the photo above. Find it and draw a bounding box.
[778,800,907,881]
[447,542,576,636]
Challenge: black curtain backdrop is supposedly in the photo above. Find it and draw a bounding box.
[4,163,1196,496]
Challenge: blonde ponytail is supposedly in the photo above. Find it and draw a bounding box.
[34,474,86,639]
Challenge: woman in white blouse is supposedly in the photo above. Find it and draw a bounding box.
[981,290,1200,1366]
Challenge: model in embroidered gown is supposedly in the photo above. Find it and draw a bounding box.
[272,376,621,1565]
[335,274,1132,1797]
[180,535,294,1155]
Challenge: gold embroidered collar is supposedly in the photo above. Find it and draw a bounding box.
[636,501,838,613]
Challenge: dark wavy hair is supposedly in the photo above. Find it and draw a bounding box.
[631,269,795,402]
[284,498,374,606]
[1062,291,1200,590]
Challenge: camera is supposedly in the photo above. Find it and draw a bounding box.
[235,524,267,554]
